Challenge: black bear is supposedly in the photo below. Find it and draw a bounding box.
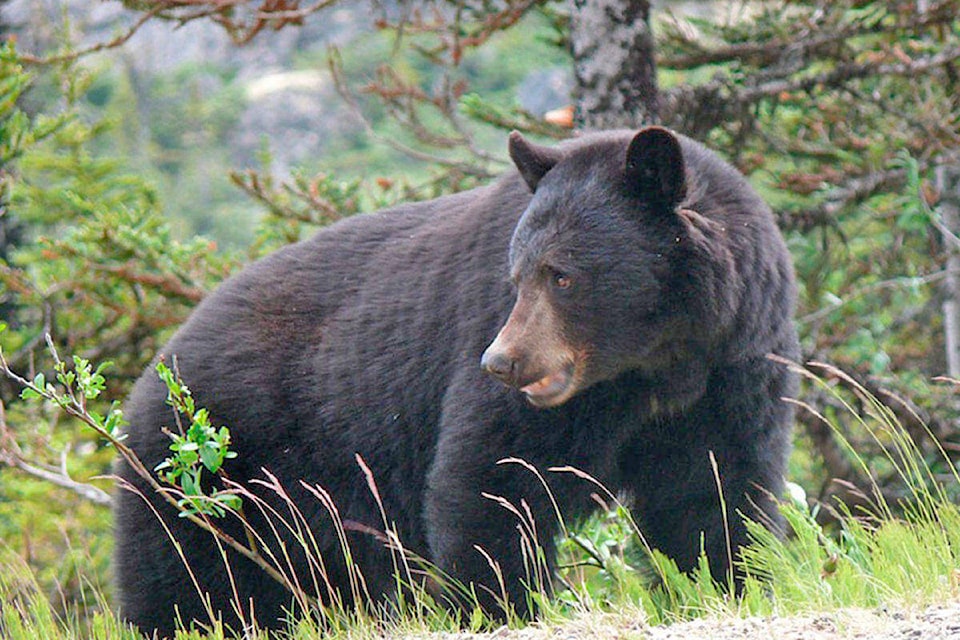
[114,127,798,636]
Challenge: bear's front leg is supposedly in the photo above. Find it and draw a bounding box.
[623,355,795,589]
[423,400,560,621]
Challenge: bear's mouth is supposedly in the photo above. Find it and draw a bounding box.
[519,364,576,408]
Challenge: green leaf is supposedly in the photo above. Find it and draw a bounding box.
[199,445,222,473]
[180,471,198,496]
[179,449,199,467]
[214,492,242,512]
[469,606,485,632]
[93,360,114,376]
[19,387,41,400]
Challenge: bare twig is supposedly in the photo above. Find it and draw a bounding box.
[139,0,342,46]
[20,5,164,65]
[328,48,496,180]
[659,1,956,70]
[0,399,112,504]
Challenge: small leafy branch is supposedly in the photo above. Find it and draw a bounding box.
[19,349,125,440]
[9,331,240,519]
[154,359,241,518]
[0,328,293,594]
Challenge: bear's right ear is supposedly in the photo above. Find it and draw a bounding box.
[624,126,687,211]
[509,131,563,192]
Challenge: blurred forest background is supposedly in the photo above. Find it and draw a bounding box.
[2,0,960,627]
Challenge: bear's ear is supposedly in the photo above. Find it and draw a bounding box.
[509,130,563,192]
[624,126,687,210]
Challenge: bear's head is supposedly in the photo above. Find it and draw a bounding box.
[481,127,736,408]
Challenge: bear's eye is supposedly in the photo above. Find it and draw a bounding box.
[552,270,571,290]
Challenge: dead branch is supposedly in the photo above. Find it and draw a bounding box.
[327,48,497,180]
[20,5,164,65]
[776,166,909,234]
[659,1,957,71]
[661,42,960,139]
[0,399,112,505]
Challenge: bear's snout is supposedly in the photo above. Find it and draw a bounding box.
[480,347,518,385]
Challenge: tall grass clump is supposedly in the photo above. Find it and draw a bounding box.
[735,362,960,615]
[0,548,143,640]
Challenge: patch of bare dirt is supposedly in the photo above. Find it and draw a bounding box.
[405,601,960,640]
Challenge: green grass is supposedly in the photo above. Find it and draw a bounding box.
[0,548,141,640]
[3,362,960,638]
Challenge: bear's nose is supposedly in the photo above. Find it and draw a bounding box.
[480,349,518,385]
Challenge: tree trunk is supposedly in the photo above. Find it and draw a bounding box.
[939,165,960,378]
[924,0,960,379]
[569,0,659,130]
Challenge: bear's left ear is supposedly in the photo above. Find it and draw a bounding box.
[624,126,687,211]
[509,130,563,192]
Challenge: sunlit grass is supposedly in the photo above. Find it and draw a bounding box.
[0,548,141,640]
[3,362,960,638]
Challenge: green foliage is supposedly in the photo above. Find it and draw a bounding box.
[0,74,64,204]
[6,354,960,638]
[316,6,569,192]
[2,335,259,633]
[459,93,569,139]
[654,0,958,382]
[650,0,960,509]
[153,360,240,517]
[0,42,238,622]
[80,60,257,247]
[742,470,960,615]
[545,371,960,627]
[0,548,142,640]
[18,352,126,443]
[554,505,643,610]
[2,56,236,385]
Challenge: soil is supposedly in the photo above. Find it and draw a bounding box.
[405,601,960,639]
